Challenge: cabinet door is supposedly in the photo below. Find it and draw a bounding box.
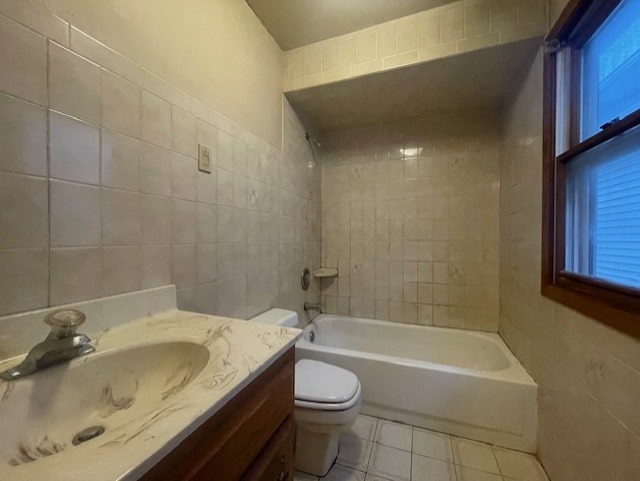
[241,416,294,481]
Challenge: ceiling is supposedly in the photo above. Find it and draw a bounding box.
[246,0,458,50]
[285,38,541,134]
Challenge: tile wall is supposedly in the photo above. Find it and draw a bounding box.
[282,0,546,92]
[319,114,500,330]
[0,12,321,320]
[500,51,640,480]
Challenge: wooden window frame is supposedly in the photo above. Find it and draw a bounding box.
[542,0,640,338]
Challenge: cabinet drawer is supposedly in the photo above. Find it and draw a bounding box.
[240,416,294,481]
[139,348,294,481]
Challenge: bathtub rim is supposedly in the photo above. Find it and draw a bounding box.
[299,314,536,386]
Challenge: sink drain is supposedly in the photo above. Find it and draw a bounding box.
[72,426,105,446]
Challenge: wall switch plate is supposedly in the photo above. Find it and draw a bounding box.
[198,143,212,173]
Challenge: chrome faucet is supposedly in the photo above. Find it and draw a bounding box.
[303,302,322,313]
[0,309,95,381]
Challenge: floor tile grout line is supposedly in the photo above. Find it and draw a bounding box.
[490,445,505,479]
[409,425,414,481]
[409,434,413,480]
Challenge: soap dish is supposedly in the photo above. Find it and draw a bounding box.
[313,268,338,278]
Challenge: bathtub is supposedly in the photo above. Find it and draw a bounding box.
[295,315,537,453]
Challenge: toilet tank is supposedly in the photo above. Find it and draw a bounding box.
[249,308,298,327]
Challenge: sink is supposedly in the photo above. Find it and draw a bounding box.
[0,341,210,467]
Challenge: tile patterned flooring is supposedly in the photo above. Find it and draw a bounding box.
[294,415,549,481]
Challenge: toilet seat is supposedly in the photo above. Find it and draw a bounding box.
[295,360,361,411]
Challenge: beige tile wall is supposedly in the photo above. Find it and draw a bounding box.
[0,12,321,321]
[500,51,640,480]
[13,0,284,147]
[282,0,547,92]
[320,114,500,331]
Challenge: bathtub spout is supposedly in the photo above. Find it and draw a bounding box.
[304,302,322,313]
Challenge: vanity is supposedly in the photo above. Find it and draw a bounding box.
[139,348,295,481]
[0,286,301,481]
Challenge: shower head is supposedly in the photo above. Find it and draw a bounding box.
[305,132,322,148]
[305,132,321,170]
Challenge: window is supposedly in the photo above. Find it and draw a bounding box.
[543,0,640,337]
[581,0,640,140]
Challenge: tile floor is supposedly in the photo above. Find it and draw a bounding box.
[294,415,549,481]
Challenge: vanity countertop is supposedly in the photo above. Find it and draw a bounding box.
[0,309,301,481]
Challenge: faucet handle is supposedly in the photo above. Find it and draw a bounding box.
[44,309,87,338]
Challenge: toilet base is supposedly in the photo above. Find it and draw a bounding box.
[294,425,339,476]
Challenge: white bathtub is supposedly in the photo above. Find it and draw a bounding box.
[295,315,537,453]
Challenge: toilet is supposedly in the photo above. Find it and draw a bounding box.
[249,308,362,476]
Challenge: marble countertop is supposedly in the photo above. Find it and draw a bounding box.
[0,309,301,481]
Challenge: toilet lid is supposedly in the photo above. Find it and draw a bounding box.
[295,359,359,404]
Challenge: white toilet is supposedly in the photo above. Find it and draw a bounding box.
[249,308,362,476]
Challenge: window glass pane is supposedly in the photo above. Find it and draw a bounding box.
[581,0,640,139]
[566,124,640,288]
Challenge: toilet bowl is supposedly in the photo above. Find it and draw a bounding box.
[249,308,362,476]
[294,359,362,475]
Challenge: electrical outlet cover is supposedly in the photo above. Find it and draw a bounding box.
[198,143,212,173]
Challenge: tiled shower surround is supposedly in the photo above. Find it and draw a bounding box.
[0,13,320,320]
[320,114,500,331]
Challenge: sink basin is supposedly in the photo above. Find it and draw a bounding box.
[0,341,209,467]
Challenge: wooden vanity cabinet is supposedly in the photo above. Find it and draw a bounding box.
[139,348,295,481]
